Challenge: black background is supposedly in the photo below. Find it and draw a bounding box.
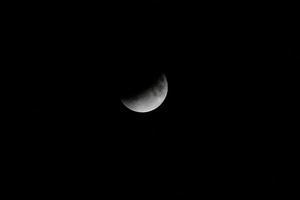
[4,1,299,198]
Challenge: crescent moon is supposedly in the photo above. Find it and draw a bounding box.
[121,74,168,113]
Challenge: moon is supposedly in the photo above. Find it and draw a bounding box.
[121,73,168,113]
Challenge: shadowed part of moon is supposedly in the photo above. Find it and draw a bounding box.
[121,74,168,113]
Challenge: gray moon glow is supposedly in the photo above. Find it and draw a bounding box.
[121,74,168,113]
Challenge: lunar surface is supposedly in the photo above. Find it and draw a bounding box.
[121,73,168,113]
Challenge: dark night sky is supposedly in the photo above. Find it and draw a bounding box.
[6,1,299,198]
